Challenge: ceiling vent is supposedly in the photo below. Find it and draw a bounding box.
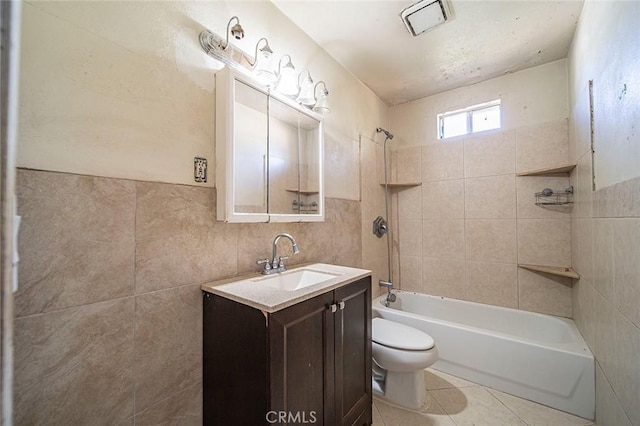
[400,0,454,37]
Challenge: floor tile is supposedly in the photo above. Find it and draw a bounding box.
[375,396,456,426]
[372,401,386,426]
[424,368,478,390]
[486,388,594,426]
[431,386,526,425]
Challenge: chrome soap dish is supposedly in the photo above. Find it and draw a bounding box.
[535,186,574,206]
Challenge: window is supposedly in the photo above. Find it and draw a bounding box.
[438,100,501,139]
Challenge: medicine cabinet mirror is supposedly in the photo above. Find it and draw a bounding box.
[216,67,324,223]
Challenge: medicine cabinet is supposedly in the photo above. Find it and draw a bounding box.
[216,67,324,223]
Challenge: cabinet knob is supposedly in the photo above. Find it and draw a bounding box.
[338,301,345,310]
[329,304,337,313]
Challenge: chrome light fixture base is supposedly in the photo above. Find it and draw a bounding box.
[199,30,252,71]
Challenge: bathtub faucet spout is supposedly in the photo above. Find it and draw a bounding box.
[379,280,396,307]
[379,279,393,289]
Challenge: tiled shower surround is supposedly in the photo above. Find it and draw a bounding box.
[14,168,362,424]
[388,119,574,318]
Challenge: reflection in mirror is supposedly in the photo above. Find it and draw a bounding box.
[233,80,268,214]
[297,111,321,214]
[268,96,301,215]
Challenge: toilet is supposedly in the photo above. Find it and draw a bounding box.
[372,317,439,410]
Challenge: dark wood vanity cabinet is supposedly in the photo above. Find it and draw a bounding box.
[203,276,372,425]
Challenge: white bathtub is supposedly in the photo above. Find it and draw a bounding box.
[373,291,594,419]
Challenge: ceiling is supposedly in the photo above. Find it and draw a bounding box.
[272,0,584,106]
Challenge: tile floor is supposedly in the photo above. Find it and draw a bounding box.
[372,368,595,426]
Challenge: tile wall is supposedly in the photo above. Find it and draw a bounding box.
[567,1,640,424]
[570,169,640,426]
[14,168,363,424]
[388,119,574,317]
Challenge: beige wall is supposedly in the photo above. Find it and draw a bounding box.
[388,60,574,317]
[568,1,640,425]
[15,1,389,423]
[17,1,387,197]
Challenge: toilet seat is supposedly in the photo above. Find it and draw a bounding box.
[372,318,435,351]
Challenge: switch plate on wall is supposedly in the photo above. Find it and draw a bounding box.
[194,157,207,183]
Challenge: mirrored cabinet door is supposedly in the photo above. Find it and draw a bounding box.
[268,95,301,216]
[233,80,268,215]
[216,67,324,223]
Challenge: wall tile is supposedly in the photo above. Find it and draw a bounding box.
[398,219,422,257]
[465,219,517,263]
[573,218,594,284]
[393,146,422,183]
[517,219,571,267]
[398,185,423,220]
[399,255,423,293]
[16,169,135,316]
[518,269,572,317]
[422,141,463,182]
[323,198,362,267]
[595,363,633,426]
[135,182,238,293]
[592,292,616,375]
[422,179,465,219]
[324,135,360,200]
[14,297,135,425]
[134,382,202,426]
[516,120,569,174]
[575,151,594,219]
[613,218,640,327]
[573,278,596,351]
[612,312,640,425]
[593,219,614,302]
[134,284,202,412]
[466,261,518,308]
[516,176,572,219]
[463,130,515,178]
[465,175,516,219]
[423,219,465,259]
[612,177,635,218]
[423,257,466,300]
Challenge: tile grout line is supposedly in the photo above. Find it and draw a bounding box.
[133,181,138,425]
[426,389,458,424]
[484,386,530,425]
[372,400,386,426]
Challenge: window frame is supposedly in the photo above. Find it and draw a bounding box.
[437,99,501,140]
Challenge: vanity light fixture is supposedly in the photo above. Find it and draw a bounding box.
[223,16,245,49]
[249,38,277,86]
[275,55,298,96]
[312,81,330,115]
[296,69,316,106]
[199,15,330,110]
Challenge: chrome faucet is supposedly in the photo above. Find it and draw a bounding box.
[257,233,300,275]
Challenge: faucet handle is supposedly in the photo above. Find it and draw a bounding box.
[257,258,271,272]
[278,256,289,268]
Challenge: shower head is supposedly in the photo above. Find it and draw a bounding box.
[376,127,394,140]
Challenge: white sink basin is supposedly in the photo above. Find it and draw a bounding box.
[254,269,339,292]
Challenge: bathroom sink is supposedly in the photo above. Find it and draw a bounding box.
[254,269,339,292]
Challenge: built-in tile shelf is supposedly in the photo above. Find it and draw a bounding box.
[285,188,319,195]
[379,182,422,189]
[518,263,580,280]
[516,164,577,176]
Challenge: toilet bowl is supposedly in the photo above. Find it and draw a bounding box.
[372,317,439,410]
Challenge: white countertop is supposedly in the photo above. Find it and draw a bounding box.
[201,263,371,313]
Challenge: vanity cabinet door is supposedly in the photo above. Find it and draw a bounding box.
[334,277,372,426]
[269,290,335,425]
